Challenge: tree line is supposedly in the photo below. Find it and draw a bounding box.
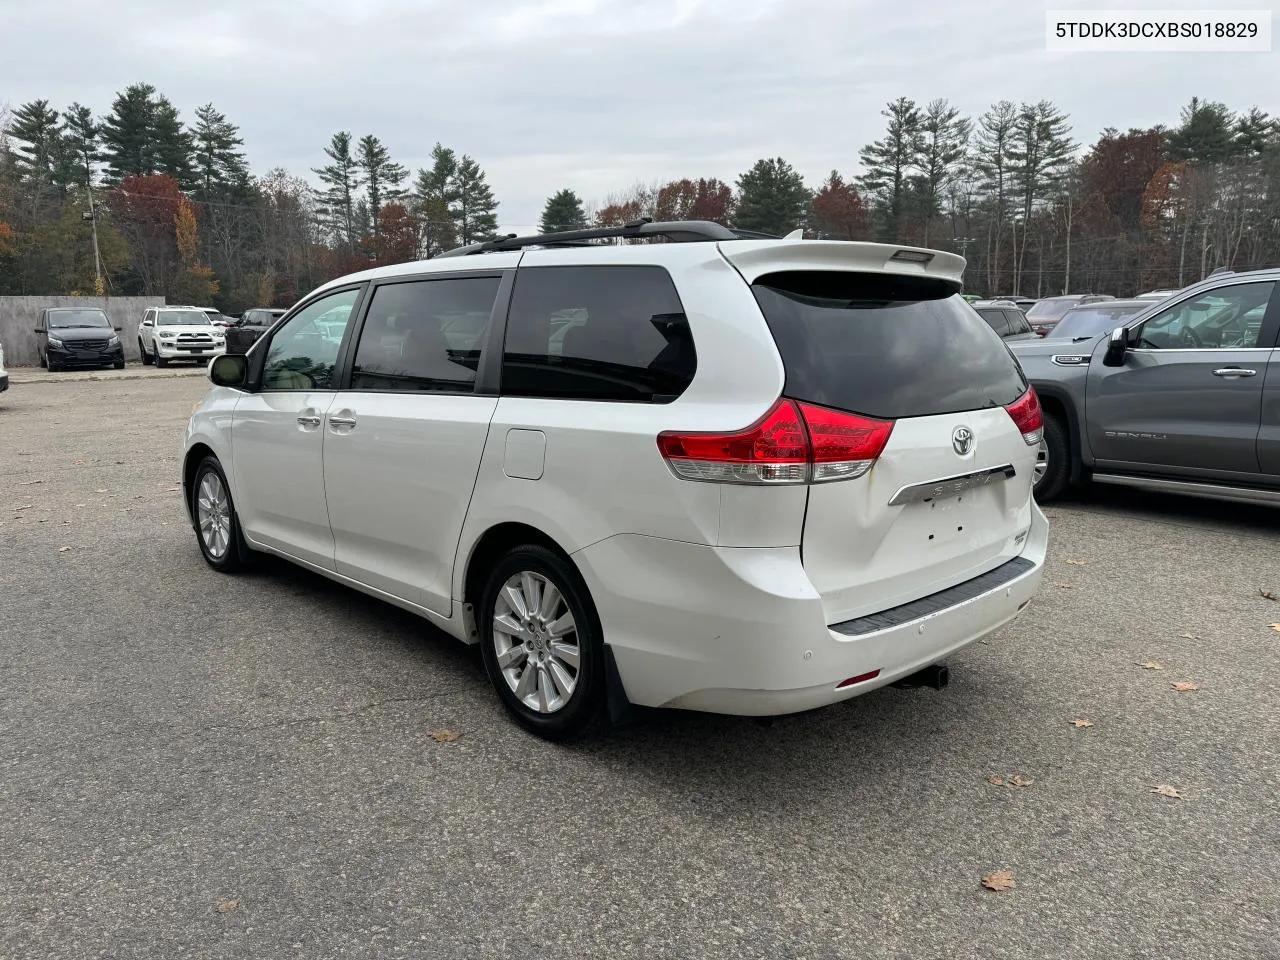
[3,84,1279,312]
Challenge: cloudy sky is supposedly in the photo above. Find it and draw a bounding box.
[3,0,1275,231]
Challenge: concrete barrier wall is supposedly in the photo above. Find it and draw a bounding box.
[0,297,167,366]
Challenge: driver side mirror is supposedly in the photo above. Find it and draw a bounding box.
[209,353,248,388]
[1102,325,1128,367]
[141,319,153,327]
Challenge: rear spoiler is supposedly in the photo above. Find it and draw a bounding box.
[718,239,966,290]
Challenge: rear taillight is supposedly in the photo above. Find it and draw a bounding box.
[657,399,894,485]
[1004,387,1043,446]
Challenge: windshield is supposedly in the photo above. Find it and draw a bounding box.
[48,310,110,329]
[156,310,212,326]
[1025,298,1078,321]
[1049,304,1149,340]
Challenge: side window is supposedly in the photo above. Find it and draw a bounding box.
[350,277,500,392]
[262,288,361,390]
[1138,282,1275,350]
[1005,309,1032,335]
[976,308,1009,336]
[500,265,696,403]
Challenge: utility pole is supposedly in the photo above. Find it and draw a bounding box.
[87,185,104,296]
[952,237,976,289]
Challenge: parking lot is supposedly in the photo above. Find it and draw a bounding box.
[2,374,1278,959]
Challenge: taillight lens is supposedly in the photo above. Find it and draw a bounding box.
[1004,387,1043,446]
[657,399,894,485]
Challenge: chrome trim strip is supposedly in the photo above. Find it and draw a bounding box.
[888,464,1017,506]
[1091,474,1280,507]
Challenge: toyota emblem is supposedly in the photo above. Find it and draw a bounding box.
[951,425,974,456]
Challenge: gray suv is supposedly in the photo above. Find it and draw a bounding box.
[1011,269,1279,505]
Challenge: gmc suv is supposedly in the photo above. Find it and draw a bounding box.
[1012,269,1280,504]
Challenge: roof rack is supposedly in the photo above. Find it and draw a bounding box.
[436,218,777,258]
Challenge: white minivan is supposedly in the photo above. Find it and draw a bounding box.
[182,220,1047,739]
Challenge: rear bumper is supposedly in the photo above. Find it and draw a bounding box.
[574,503,1048,716]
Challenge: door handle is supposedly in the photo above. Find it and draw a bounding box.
[296,414,321,427]
[327,415,357,429]
[1212,367,1257,377]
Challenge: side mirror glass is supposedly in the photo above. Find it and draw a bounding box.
[33,327,43,333]
[141,319,153,327]
[1102,325,1128,367]
[209,353,248,388]
[114,326,123,332]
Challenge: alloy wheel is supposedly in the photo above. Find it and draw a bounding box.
[195,471,232,559]
[1034,438,1048,484]
[491,571,581,714]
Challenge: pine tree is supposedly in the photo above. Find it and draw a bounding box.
[913,99,971,245]
[857,97,923,241]
[1232,107,1278,160]
[539,188,587,233]
[1008,100,1074,292]
[100,83,160,182]
[8,100,63,182]
[452,154,498,244]
[972,100,1019,291]
[313,132,362,251]
[1168,98,1236,166]
[151,96,195,191]
[733,158,810,235]
[357,135,409,236]
[411,143,459,256]
[191,103,248,201]
[63,103,100,188]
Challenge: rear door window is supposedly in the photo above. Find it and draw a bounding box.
[501,265,696,402]
[1004,309,1032,335]
[976,308,1011,336]
[350,276,500,392]
[752,271,1028,420]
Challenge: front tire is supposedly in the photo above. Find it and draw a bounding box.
[192,457,247,572]
[478,545,607,741]
[1033,414,1071,502]
[155,349,169,368]
[139,339,153,365]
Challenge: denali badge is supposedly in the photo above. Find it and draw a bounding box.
[951,425,974,456]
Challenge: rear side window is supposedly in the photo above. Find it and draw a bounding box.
[1026,298,1075,321]
[501,265,696,403]
[1004,309,1032,334]
[753,271,1028,420]
[351,277,500,392]
[976,308,1010,336]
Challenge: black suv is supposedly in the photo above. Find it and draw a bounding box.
[225,308,288,354]
[34,307,125,370]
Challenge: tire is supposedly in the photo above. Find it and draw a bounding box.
[155,350,169,368]
[113,361,125,370]
[478,545,608,741]
[139,340,153,365]
[191,456,247,573]
[39,351,47,369]
[47,357,61,372]
[1033,414,1071,503]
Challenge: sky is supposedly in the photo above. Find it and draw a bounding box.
[3,0,1276,232]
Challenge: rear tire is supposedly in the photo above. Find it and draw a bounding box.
[478,545,608,741]
[1033,414,1071,503]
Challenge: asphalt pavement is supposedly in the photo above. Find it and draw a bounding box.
[2,376,1278,959]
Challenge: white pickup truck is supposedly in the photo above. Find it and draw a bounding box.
[138,306,227,368]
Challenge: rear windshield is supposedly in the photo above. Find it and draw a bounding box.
[753,271,1027,420]
[1025,298,1077,321]
[1050,304,1147,340]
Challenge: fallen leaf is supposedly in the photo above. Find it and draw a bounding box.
[430,729,461,743]
[1179,632,1201,640]
[216,899,240,914]
[1261,589,1278,602]
[1171,681,1201,693]
[981,870,1015,892]
[58,546,71,553]
[987,776,1004,786]
[1270,624,1280,633]
[18,479,44,485]
[95,488,107,494]
[1137,661,1163,670]
[15,504,32,511]
[1151,785,1182,799]
[72,460,86,465]
[1055,583,1074,590]
[1070,718,1093,728]
[1009,775,1034,788]
[1065,558,1087,565]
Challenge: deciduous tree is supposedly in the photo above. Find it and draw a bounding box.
[811,171,869,240]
